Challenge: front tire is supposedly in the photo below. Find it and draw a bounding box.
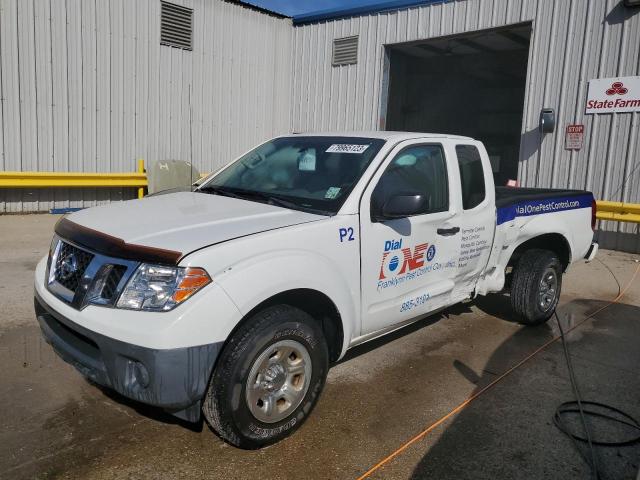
[202,305,328,448]
[510,249,563,325]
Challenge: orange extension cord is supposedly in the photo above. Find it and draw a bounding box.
[356,262,640,480]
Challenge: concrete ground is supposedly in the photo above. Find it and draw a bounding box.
[1,214,639,480]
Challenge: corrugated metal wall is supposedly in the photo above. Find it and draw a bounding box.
[291,0,640,252]
[0,0,292,212]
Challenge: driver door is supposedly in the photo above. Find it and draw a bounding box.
[359,141,460,335]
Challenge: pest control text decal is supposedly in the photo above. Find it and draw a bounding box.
[497,194,593,225]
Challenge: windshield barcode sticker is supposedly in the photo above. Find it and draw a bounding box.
[326,144,369,154]
[325,187,341,199]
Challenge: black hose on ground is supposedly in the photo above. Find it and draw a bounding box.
[553,310,640,480]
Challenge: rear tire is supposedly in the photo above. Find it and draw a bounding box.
[202,305,328,449]
[510,248,563,325]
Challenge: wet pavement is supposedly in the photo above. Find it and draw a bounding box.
[1,214,639,479]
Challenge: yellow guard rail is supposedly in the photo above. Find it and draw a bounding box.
[0,164,639,222]
[596,200,640,224]
[0,159,147,199]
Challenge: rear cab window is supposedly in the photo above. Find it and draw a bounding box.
[455,144,486,210]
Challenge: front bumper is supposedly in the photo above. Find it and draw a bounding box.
[35,291,222,422]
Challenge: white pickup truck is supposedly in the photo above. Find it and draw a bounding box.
[35,132,598,448]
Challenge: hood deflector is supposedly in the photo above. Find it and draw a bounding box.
[55,217,183,266]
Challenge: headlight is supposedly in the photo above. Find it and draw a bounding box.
[47,235,61,284]
[116,264,211,311]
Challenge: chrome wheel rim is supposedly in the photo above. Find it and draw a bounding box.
[539,267,558,311]
[245,339,312,424]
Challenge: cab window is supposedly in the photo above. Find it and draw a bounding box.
[455,145,486,210]
[371,144,448,217]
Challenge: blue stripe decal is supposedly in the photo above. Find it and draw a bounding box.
[50,207,84,214]
[496,194,593,225]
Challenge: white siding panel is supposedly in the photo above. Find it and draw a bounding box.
[191,0,203,167]
[122,0,135,171]
[81,0,97,207]
[0,0,23,213]
[51,0,69,208]
[1,0,292,211]
[17,0,39,211]
[0,1,4,178]
[134,0,148,166]
[95,0,110,207]
[109,0,123,173]
[66,0,82,208]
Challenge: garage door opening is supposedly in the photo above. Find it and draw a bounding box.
[384,24,532,186]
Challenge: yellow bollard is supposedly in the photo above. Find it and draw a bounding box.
[137,159,145,199]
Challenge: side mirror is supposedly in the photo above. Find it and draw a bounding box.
[374,194,427,221]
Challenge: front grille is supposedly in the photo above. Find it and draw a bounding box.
[54,242,94,292]
[47,237,138,309]
[101,265,127,301]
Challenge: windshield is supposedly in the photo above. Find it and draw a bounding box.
[198,136,386,215]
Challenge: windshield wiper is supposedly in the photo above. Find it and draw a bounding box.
[264,195,331,216]
[198,186,329,215]
[197,185,244,200]
[199,185,293,207]
[258,193,301,210]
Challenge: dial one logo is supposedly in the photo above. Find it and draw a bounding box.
[379,240,436,280]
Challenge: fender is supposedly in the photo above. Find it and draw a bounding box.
[475,210,580,296]
[213,248,357,359]
[504,215,573,264]
[501,197,594,269]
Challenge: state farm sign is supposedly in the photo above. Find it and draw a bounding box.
[586,76,640,113]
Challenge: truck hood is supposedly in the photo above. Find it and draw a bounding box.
[64,192,327,257]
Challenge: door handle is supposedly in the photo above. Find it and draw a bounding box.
[437,226,460,236]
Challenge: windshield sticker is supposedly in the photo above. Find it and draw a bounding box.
[298,150,317,171]
[325,187,341,199]
[326,144,369,154]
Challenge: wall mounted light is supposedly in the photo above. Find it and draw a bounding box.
[540,108,556,134]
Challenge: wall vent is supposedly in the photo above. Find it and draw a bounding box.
[332,36,358,66]
[161,1,193,51]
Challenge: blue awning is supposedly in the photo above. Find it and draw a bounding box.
[293,0,449,25]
